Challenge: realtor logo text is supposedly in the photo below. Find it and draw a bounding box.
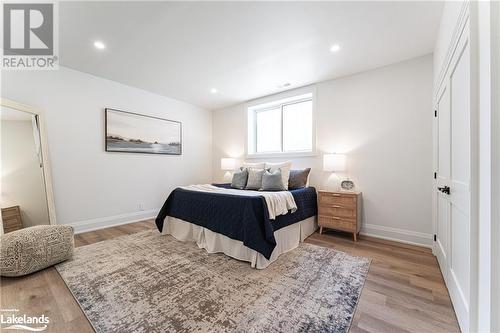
[0,310,49,331]
[2,2,58,70]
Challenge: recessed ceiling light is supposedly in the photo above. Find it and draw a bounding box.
[277,83,291,89]
[210,88,218,94]
[93,41,106,50]
[330,44,341,53]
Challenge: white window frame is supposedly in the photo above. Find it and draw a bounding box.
[246,88,316,158]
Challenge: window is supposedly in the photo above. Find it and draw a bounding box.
[247,92,314,156]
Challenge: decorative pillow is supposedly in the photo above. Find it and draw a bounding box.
[245,168,266,190]
[242,162,266,170]
[265,161,292,190]
[231,168,248,189]
[288,168,311,189]
[0,225,74,277]
[262,168,285,191]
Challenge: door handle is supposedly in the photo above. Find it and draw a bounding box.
[438,186,450,195]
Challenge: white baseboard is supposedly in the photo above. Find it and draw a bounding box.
[360,223,433,248]
[67,209,159,234]
[66,211,433,248]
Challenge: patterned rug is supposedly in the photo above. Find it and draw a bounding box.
[56,230,370,333]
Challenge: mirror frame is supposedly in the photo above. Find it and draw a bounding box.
[1,98,57,225]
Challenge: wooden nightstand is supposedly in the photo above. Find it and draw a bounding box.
[317,190,362,241]
[1,206,23,233]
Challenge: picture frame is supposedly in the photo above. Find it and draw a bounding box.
[105,108,182,155]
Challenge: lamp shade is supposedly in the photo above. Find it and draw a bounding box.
[323,153,346,172]
[220,158,236,171]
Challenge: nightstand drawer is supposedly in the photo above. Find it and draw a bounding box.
[318,193,357,208]
[318,205,356,219]
[2,206,23,233]
[3,217,22,233]
[2,207,20,219]
[318,190,361,241]
[318,216,356,232]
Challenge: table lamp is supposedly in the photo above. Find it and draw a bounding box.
[323,153,346,190]
[221,158,236,182]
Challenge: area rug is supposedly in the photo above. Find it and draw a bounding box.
[56,230,370,333]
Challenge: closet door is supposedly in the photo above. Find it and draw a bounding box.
[436,83,450,279]
[436,21,471,332]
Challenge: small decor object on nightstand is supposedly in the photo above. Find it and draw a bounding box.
[341,179,354,191]
[318,190,362,241]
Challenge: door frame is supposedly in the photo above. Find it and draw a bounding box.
[432,1,479,332]
[0,98,58,226]
[492,2,500,331]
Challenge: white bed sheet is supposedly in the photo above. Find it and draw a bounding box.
[161,216,317,269]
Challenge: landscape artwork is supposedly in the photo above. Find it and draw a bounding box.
[105,108,182,155]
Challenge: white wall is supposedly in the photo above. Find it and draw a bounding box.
[212,55,434,247]
[1,120,50,228]
[1,67,212,232]
[477,1,500,332]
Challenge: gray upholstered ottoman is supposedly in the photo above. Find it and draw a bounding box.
[0,225,74,277]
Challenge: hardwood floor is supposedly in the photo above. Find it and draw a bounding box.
[0,221,460,333]
[306,231,460,333]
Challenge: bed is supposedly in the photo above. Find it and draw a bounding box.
[155,184,317,269]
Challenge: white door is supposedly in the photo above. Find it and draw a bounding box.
[436,84,450,279]
[435,22,471,332]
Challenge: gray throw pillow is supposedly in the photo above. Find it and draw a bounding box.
[245,168,265,190]
[288,168,311,189]
[262,168,285,191]
[231,168,248,189]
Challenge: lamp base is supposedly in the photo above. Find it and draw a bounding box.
[325,173,342,191]
[223,171,232,182]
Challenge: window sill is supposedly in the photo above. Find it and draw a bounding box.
[246,151,318,159]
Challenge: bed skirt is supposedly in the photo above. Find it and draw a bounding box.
[162,216,318,269]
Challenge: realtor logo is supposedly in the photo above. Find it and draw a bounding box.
[1,309,50,332]
[2,2,58,69]
[4,3,53,55]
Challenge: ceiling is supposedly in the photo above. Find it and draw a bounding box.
[59,1,443,110]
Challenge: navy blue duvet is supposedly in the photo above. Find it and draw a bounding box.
[155,184,317,259]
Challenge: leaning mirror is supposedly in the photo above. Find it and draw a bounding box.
[0,98,56,234]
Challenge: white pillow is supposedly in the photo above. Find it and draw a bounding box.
[265,161,292,190]
[242,162,266,170]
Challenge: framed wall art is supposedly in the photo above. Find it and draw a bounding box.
[105,108,182,155]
